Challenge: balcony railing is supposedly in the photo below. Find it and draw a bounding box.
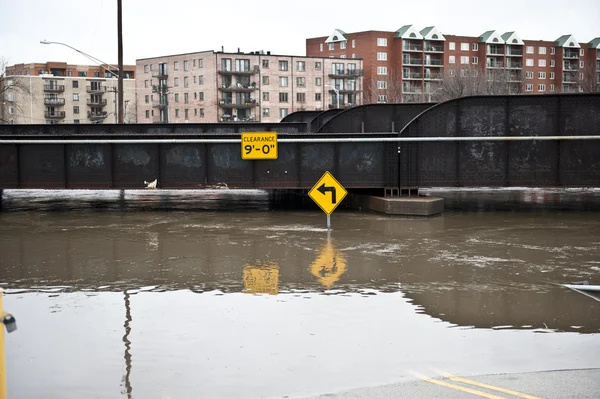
[403,72,422,79]
[219,83,258,91]
[43,85,65,92]
[219,99,258,107]
[44,111,66,119]
[88,111,108,120]
[43,98,65,106]
[87,99,107,106]
[328,103,353,109]
[563,50,579,59]
[425,45,444,52]
[152,70,168,78]
[424,74,443,80]
[218,66,260,75]
[328,88,359,93]
[425,59,443,66]
[507,62,522,69]
[328,69,364,77]
[563,63,578,71]
[402,58,422,65]
[152,101,168,108]
[86,86,107,93]
[487,48,504,55]
[403,45,423,52]
[486,62,504,68]
[506,48,523,56]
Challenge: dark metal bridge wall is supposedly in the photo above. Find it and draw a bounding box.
[309,109,345,132]
[280,111,322,124]
[399,94,600,188]
[0,134,399,190]
[318,103,434,133]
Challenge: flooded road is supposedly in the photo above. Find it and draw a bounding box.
[0,190,599,399]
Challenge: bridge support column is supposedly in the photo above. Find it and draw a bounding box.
[345,192,444,216]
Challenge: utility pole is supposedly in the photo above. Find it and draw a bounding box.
[117,0,124,124]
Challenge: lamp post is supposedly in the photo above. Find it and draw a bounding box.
[325,84,340,108]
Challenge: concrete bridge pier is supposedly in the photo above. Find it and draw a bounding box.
[346,189,444,216]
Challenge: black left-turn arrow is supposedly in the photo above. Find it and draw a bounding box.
[317,183,337,204]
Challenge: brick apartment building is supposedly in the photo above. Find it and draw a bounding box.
[307,27,600,103]
[2,62,137,124]
[135,50,363,123]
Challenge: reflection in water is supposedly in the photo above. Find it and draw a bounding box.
[121,291,133,399]
[309,239,347,288]
[243,264,279,295]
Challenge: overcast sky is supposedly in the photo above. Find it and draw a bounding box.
[2,0,599,66]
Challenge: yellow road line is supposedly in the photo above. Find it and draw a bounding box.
[413,372,508,399]
[432,370,543,399]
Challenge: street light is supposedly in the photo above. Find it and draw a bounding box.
[325,84,341,109]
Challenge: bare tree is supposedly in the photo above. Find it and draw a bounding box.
[364,69,406,104]
[0,58,31,123]
[579,63,599,93]
[438,64,522,101]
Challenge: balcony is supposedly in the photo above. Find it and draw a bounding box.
[88,111,108,120]
[43,85,65,93]
[425,59,443,67]
[506,48,523,56]
[218,66,260,75]
[424,45,444,52]
[220,114,257,122]
[508,73,523,82]
[328,103,353,109]
[86,85,107,94]
[563,62,578,71]
[219,83,258,92]
[328,69,364,78]
[563,50,579,59]
[403,44,423,52]
[43,98,65,106]
[219,99,259,108]
[487,47,504,56]
[403,72,422,80]
[403,58,423,65]
[424,74,443,80]
[486,62,504,69]
[87,99,107,107]
[152,70,168,79]
[328,88,360,94]
[152,101,168,109]
[44,111,66,119]
[507,62,522,69]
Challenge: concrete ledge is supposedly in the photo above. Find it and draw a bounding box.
[347,193,444,216]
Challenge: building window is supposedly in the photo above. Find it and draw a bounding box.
[377,38,387,46]
[174,93,179,102]
[145,110,150,119]
[377,95,387,103]
[327,43,334,50]
[377,80,387,89]
[279,108,289,118]
[550,84,555,91]
[539,47,546,55]
[183,109,188,119]
[184,93,189,104]
[340,41,346,49]
[550,47,555,55]
[352,54,356,58]
[145,95,149,103]
[539,72,546,79]
[262,59,269,68]
[143,65,149,73]
[580,72,584,80]
[184,77,189,87]
[279,92,288,102]
[174,77,179,86]
[315,62,321,70]
[525,84,533,91]
[460,43,469,51]
[296,77,305,87]
[144,80,149,88]
[175,109,179,117]
[461,56,469,64]
[377,66,387,75]
[315,77,321,86]
[526,71,534,79]
[580,48,584,56]
[550,59,555,67]
[526,59,534,67]
[449,56,456,64]
[263,76,269,85]
[72,81,78,88]
[315,93,321,101]
[194,92,197,100]
[280,77,288,87]
[183,60,188,71]
[78,71,86,77]
[199,108,204,117]
[199,92,204,101]
[8,106,14,115]
[449,69,455,77]
[67,71,72,77]
[538,59,546,67]
[377,52,387,61]
[472,56,478,64]
[199,59,204,68]
[580,61,584,68]
[297,93,306,102]
[460,69,467,77]
[550,72,555,80]
[279,61,288,71]
[296,61,305,71]
[526,46,534,54]
[263,108,270,116]
[193,76,196,83]
[352,39,356,48]
[193,59,196,67]
[340,55,346,59]
[263,92,269,101]
[538,84,546,92]
[472,43,478,51]
[449,42,455,50]
[199,76,204,85]
[174,61,179,71]
[73,106,79,114]
[320,43,323,52]
[150,64,154,71]
[73,93,79,101]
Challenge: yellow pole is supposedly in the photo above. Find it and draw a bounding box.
[0,288,7,399]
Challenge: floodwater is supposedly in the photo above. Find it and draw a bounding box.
[0,190,599,399]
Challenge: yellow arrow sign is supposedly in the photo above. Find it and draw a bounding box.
[309,241,347,289]
[308,171,348,215]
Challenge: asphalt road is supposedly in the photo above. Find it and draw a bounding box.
[303,369,600,399]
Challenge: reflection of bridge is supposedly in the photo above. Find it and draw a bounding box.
[0,94,599,191]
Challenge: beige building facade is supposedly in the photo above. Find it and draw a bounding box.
[136,50,364,123]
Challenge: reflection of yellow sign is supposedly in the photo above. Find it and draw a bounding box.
[243,263,279,294]
[309,241,347,288]
[308,171,348,215]
[241,132,278,160]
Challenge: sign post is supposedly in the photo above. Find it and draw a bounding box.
[308,171,347,230]
[241,132,278,160]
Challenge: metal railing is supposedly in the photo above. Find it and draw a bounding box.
[43,98,65,105]
[487,48,504,55]
[88,111,108,119]
[86,86,107,93]
[425,59,443,66]
[425,45,444,52]
[87,99,107,106]
[563,51,579,59]
[43,85,65,92]
[403,45,423,51]
[44,111,65,119]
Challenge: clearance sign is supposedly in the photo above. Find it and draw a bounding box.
[241,132,278,160]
